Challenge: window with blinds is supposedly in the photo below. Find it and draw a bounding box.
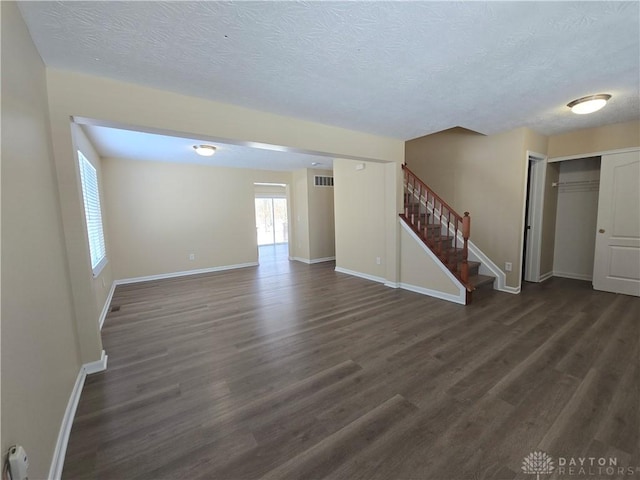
[78,151,107,276]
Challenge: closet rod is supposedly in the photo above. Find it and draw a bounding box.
[552,180,600,187]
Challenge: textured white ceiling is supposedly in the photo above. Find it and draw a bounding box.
[82,125,332,171]
[18,1,640,140]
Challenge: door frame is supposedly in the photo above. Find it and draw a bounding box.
[254,182,291,257]
[521,151,547,283]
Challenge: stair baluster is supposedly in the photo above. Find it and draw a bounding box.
[399,164,475,298]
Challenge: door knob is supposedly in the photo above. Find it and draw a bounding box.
[599,228,605,233]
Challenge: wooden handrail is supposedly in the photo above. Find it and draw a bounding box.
[402,164,461,219]
[400,164,472,290]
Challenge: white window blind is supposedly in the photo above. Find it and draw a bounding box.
[78,151,107,276]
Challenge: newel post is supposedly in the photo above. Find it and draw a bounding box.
[462,212,470,240]
[461,212,471,283]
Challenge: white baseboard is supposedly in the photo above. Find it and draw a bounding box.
[539,271,554,282]
[334,266,386,284]
[48,350,107,480]
[399,282,466,305]
[291,256,336,264]
[48,368,85,480]
[310,256,336,264]
[99,282,117,330]
[500,285,521,294]
[84,349,108,374]
[384,281,400,288]
[553,271,593,281]
[114,262,258,286]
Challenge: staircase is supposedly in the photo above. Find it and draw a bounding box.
[400,164,494,304]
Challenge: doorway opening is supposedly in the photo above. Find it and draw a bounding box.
[552,156,601,283]
[548,150,639,296]
[254,183,289,264]
[522,152,547,283]
[255,197,288,246]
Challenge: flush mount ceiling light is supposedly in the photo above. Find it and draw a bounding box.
[193,145,217,156]
[567,94,611,115]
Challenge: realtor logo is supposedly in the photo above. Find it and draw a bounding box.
[522,451,555,480]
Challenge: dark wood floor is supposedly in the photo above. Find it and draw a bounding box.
[63,248,639,479]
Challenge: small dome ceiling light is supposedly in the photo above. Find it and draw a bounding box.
[567,94,611,115]
[193,145,217,156]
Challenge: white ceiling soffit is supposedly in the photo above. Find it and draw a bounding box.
[82,125,333,171]
[19,1,640,139]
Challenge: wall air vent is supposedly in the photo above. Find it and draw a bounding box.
[314,175,334,187]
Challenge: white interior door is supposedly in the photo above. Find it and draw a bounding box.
[593,150,640,296]
[523,155,547,282]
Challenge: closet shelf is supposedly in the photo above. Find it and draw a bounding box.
[552,180,600,187]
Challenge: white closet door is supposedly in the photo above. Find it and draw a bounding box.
[593,150,640,296]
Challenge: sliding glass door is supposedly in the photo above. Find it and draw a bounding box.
[255,197,288,246]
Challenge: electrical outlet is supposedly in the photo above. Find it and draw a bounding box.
[189,253,195,261]
[376,257,381,265]
[505,262,512,272]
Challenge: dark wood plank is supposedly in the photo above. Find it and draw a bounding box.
[62,253,640,480]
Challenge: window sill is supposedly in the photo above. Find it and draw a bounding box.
[92,257,108,278]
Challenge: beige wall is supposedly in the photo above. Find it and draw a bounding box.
[72,124,114,313]
[1,3,82,478]
[47,69,404,162]
[405,121,640,287]
[384,162,403,284]
[102,158,291,280]
[399,225,461,297]
[44,69,404,356]
[334,159,388,279]
[306,169,335,260]
[291,169,310,260]
[47,93,104,366]
[289,168,336,262]
[524,128,549,156]
[548,120,640,158]
[254,184,287,197]
[406,127,529,288]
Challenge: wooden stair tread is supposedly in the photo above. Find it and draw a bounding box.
[469,274,495,289]
[401,167,478,304]
[462,260,481,269]
[421,234,457,245]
